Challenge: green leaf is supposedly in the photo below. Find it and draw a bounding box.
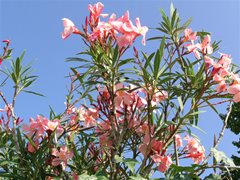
[173,174,193,180]
[170,2,175,19]
[0,173,25,179]
[143,52,155,68]
[171,164,198,173]
[65,57,90,62]
[182,17,192,28]
[190,124,206,134]
[114,155,123,163]
[211,148,235,166]
[19,51,26,61]
[171,9,177,30]
[112,45,119,66]
[125,158,139,173]
[154,36,165,79]
[188,111,206,117]
[129,175,147,180]
[204,174,222,180]
[77,174,97,180]
[118,58,134,67]
[22,90,45,97]
[177,96,184,112]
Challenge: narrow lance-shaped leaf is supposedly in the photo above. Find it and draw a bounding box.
[154,36,165,80]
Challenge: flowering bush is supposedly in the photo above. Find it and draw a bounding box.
[0,2,239,179]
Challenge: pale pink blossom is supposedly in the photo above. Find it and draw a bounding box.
[23,116,64,140]
[216,81,226,93]
[61,18,80,39]
[46,119,64,135]
[204,56,214,67]
[231,73,240,84]
[110,11,148,47]
[185,43,201,59]
[213,74,224,82]
[151,154,173,173]
[22,116,48,139]
[90,21,115,41]
[139,134,163,156]
[80,107,99,127]
[184,28,197,41]
[152,90,168,106]
[196,35,213,54]
[151,139,163,154]
[134,18,149,46]
[218,53,232,69]
[88,2,108,22]
[184,136,205,164]
[175,134,183,147]
[233,93,240,103]
[52,146,73,170]
[228,84,240,102]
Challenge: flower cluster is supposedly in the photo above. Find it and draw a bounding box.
[184,28,240,102]
[22,116,64,152]
[51,146,73,170]
[62,2,148,48]
[1,1,239,179]
[185,28,213,59]
[184,135,206,164]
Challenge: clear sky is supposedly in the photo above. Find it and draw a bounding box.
[1,0,240,174]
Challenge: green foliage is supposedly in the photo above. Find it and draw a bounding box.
[0,2,238,180]
[204,174,222,180]
[220,103,240,179]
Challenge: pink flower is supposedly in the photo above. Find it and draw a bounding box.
[184,28,197,41]
[88,2,108,22]
[90,21,115,41]
[196,35,213,54]
[185,43,201,59]
[151,90,168,106]
[151,139,163,154]
[228,84,240,102]
[134,18,148,46]
[22,116,47,139]
[110,11,148,47]
[204,56,214,67]
[116,34,136,48]
[61,18,80,39]
[138,134,150,156]
[233,92,240,103]
[115,89,133,107]
[139,134,164,156]
[213,74,224,82]
[110,11,133,34]
[175,134,183,147]
[231,73,240,84]
[80,107,99,127]
[216,81,226,93]
[151,154,173,172]
[52,146,73,170]
[184,136,205,164]
[2,39,10,44]
[22,116,64,141]
[218,53,232,69]
[45,119,64,135]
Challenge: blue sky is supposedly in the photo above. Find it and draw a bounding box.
[1,0,240,175]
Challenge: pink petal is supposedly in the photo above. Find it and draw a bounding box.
[151,154,162,163]
[233,92,240,102]
[228,84,240,94]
